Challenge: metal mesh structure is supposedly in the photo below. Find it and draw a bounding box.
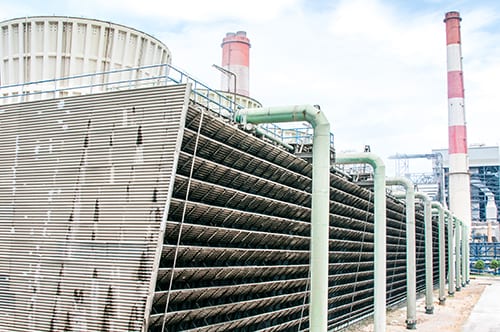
[0,83,442,331]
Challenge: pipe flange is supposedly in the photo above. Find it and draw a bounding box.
[448,291,455,296]
[405,319,417,330]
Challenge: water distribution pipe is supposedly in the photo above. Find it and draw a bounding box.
[254,126,294,151]
[234,105,330,331]
[446,210,455,295]
[387,178,417,329]
[464,224,470,283]
[461,223,467,287]
[415,192,434,314]
[335,153,386,332]
[454,217,462,291]
[431,202,446,304]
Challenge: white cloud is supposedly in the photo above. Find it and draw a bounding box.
[1,0,499,175]
[77,0,302,22]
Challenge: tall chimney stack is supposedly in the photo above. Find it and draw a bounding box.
[444,11,472,227]
[220,31,251,97]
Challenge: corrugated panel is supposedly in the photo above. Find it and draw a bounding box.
[0,85,190,331]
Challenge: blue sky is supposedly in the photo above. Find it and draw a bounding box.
[2,0,500,175]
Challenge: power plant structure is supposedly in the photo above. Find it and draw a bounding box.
[0,14,470,332]
[444,11,472,229]
[220,31,251,97]
[0,16,171,101]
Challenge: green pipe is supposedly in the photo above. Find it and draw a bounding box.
[235,105,330,332]
[254,126,295,151]
[336,153,386,332]
[465,224,470,283]
[445,210,455,295]
[454,217,461,292]
[461,223,467,287]
[387,178,416,329]
[415,192,433,314]
[431,202,446,305]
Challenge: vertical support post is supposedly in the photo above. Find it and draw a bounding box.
[415,192,433,314]
[455,217,462,291]
[234,105,330,332]
[446,211,455,295]
[336,153,386,332]
[465,224,470,283]
[388,178,416,329]
[461,223,467,287]
[432,202,446,304]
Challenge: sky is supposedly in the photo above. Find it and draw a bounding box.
[1,0,500,176]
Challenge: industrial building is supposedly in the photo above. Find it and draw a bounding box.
[0,15,467,332]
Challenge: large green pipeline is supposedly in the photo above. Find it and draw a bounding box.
[254,126,294,151]
[415,192,434,314]
[388,178,417,329]
[465,224,470,283]
[234,105,330,331]
[431,202,446,305]
[445,210,455,295]
[336,153,386,332]
[454,217,462,291]
[461,223,467,287]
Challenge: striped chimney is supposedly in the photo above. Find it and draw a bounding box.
[221,31,251,97]
[444,11,471,227]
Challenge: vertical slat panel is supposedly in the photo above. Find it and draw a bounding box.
[0,85,189,331]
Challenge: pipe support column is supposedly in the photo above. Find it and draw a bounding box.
[465,224,470,283]
[461,224,467,287]
[455,217,462,291]
[388,178,416,329]
[432,202,446,305]
[336,153,386,332]
[415,192,434,314]
[446,211,455,295]
[234,105,330,332]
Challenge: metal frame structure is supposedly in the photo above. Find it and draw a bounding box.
[0,65,452,331]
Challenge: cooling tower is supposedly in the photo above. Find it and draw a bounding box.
[0,16,171,98]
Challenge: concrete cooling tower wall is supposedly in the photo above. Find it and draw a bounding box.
[0,16,171,99]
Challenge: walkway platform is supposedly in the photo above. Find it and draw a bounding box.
[462,277,500,332]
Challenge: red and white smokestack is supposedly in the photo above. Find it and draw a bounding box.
[444,11,471,227]
[221,31,250,97]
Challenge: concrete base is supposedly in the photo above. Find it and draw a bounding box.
[456,286,461,292]
[425,306,434,314]
[463,278,500,332]
[448,291,455,296]
[439,297,446,305]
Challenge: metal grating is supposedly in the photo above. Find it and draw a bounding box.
[0,83,444,331]
[0,85,190,331]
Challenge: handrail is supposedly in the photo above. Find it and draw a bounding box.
[0,63,334,150]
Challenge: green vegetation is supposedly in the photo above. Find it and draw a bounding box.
[490,259,500,274]
[474,260,485,272]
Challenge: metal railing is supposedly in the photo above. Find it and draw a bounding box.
[0,63,334,149]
